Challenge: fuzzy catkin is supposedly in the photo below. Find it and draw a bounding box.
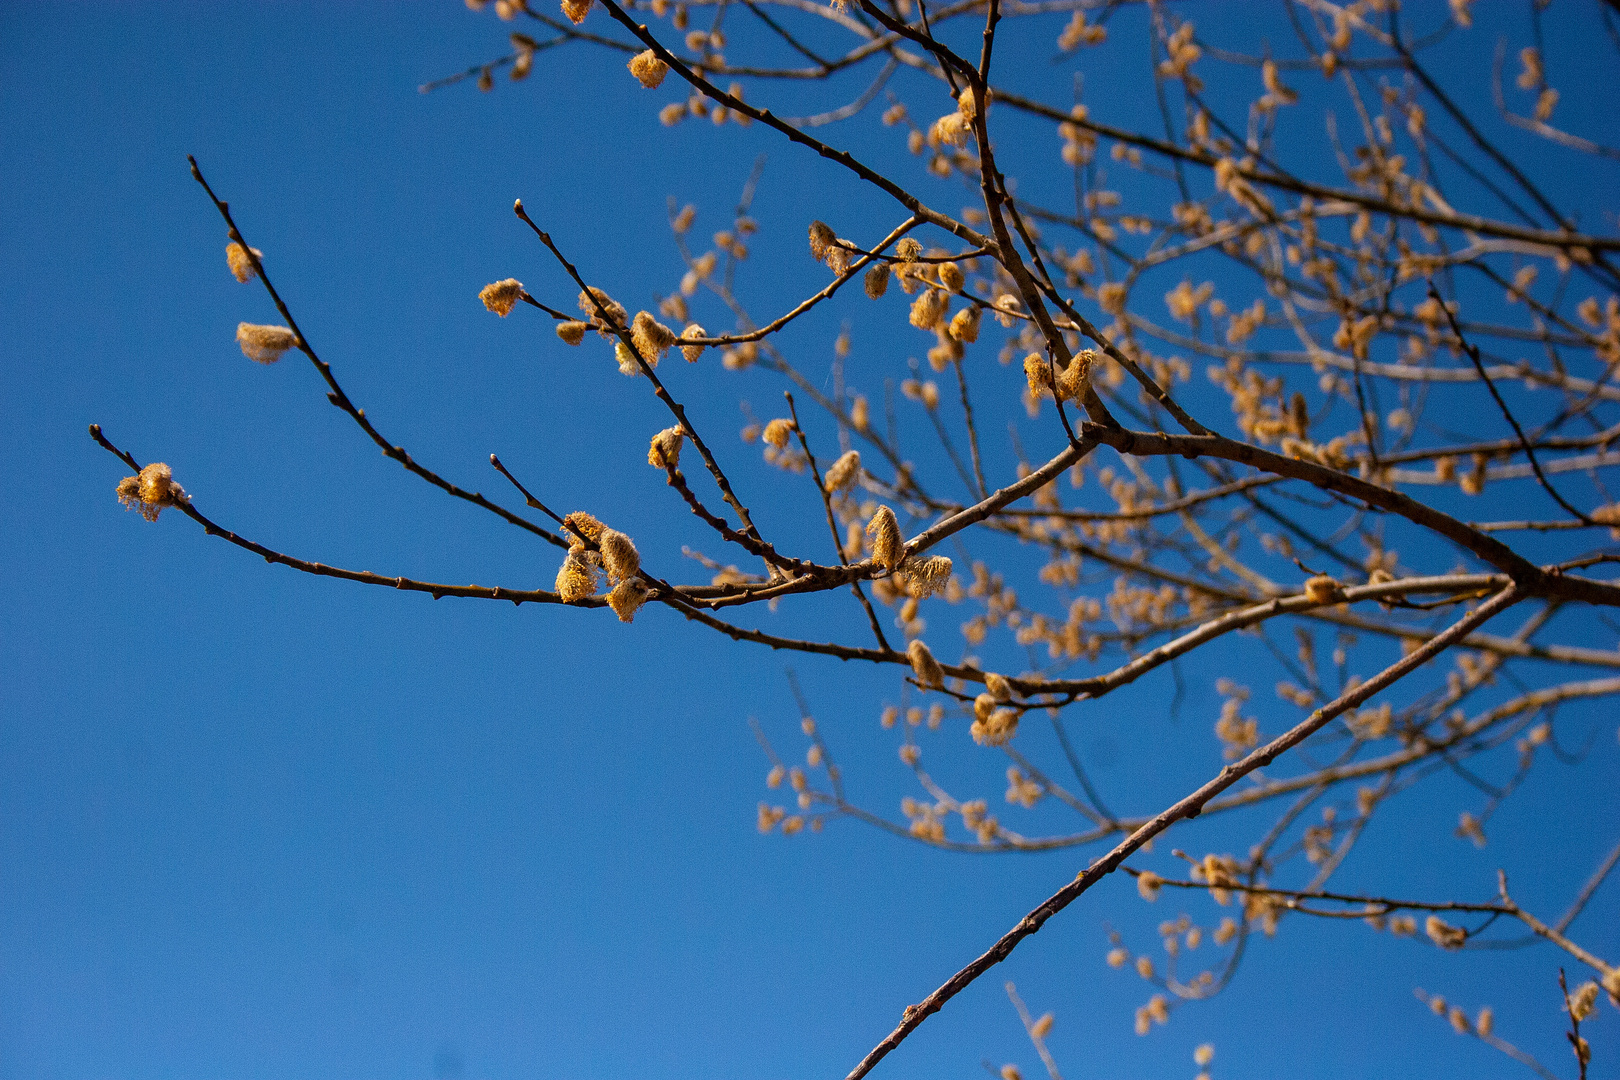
[628,49,669,88]
[680,324,706,362]
[823,449,861,491]
[562,511,605,544]
[555,552,598,601]
[607,578,650,622]
[907,639,944,688]
[909,288,947,330]
[864,263,890,298]
[236,323,298,364]
[225,242,262,283]
[762,418,794,448]
[599,529,640,584]
[866,505,903,570]
[648,426,684,468]
[479,278,524,316]
[556,320,588,346]
[631,310,677,364]
[116,463,188,522]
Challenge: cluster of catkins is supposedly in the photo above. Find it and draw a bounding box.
[554,511,650,622]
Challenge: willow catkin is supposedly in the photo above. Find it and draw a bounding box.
[116,463,188,522]
[984,672,1013,701]
[823,449,861,491]
[970,707,1018,746]
[648,426,684,468]
[562,511,605,544]
[555,552,598,601]
[578,287,627,335]
[907,639,944,688]
[1303,575,1343,604]
[808,220,836,263]
[479,278,524,316]
[762,418,794,448]
[1057,348,1094,401]
[631,310,677,364]
[557,320,588,345]
[1023,352,1055,397]
[864,263,890,299]
[607,578,651,622]
[937,261,965,293]
[866,505,903,570]
[628,49,669,88]
[236,323,298,364]
[947,305,981,343]
[561,0,592,22]
[901,554,953,597]
[680,324,706,362]
[225,242,262,283]
[909,288,947,330]
[599,529,640,584]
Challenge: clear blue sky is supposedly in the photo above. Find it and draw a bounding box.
[2,3,1616,1079]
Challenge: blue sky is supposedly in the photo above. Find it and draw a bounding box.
[2,3,1617,1079]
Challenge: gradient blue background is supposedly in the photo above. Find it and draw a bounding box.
[3,3,1616,1078]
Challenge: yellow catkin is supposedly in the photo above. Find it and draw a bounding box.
[971,707,1018,746]
[1303,575,1343,604]
[1031,1013,1053,1039]
[562,511,605,543]
[985,672,1013,700]
[479,278,525,316]
[607,578,650,622]
[599,528,640,584]
[628,49,669,87]
[864,263,890,298]
[866,505,903,570]
[1024,352,1055,398]
[1136,871,1163,901]
[808,220,836,263]
[649,426,684,468]
[680,324,706,362]
[1057,349,1094,401]
[225,242,262,283]
[910,288,947,330]
[762,418,794,448]
[1425,915,1467,950]
[823,449,861,491]
[907,639,944,688]
[901,554,953,598]
[938,261,965,293]
[578,286,627,333]
[631,310,677,364]
[116,462,188,522]
[236,323,298,364]
[948,305,981,343]
[560,0,592,21]
[555,320,588,345]
[555,552,598,601]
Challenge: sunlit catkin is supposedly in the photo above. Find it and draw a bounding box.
[116,463,188,522]
[555,552,598,601]
[938,261,965,293]
[901,554,953,598]
[1136,871,1164,901]
[1056,349,1094,401]
[970,707,1017,746]
[648,426,684,468]
[984,672,1013,701]
[562,510,605,544]
[947,305,981,343]
[824,449,861,492]
[1303,575,1344,604]
[628,49,669,88]
[225,242,262,283]
[910,288,947,330]
[680,324,706,362]
[607,578,650,622]
[479,278,525,316]
[864,263,890,298]
[599,528,640,584]
[631,310,677,364]
[236,322,298,364]
[1424,915,1467,950]
[556,320,588,346]
[762,418,794,448]
[907,639,944,688]
[866,505,903,570]
[808,220,836,263]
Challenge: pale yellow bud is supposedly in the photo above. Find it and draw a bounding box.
[479,278,525,316]
[907,639,944,688]
[628,49,670,88]
[225,242,262,283]
[762,418,795,448]
[236,322,298,364]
